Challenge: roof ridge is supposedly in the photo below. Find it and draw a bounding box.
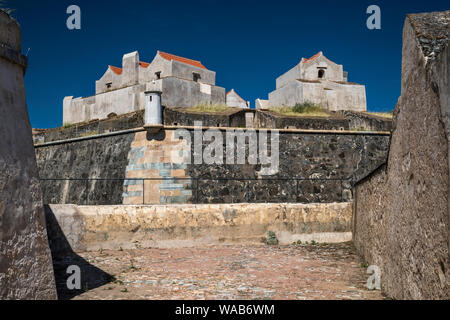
[226,88,246,102]
[301,51,323,64]
[109,65,123,75]
[158,50,207,69]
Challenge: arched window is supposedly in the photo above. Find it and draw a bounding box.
[318,69,325,79]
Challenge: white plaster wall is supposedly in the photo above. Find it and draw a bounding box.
[171,60,216,85]
[121,51,139,88]
[140,53,171,83]
[255,99,270,109]
[161,77,225,107]
[63,84,147,124]
[301,81,366,112]
[95,68,123,94]
[266,79,366,111]
[276,63,301,89]
[302,56,344,81]
[301,82,329,106]
[226,90,249,108]
[268,81,303,107]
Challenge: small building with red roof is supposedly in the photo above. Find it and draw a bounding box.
[63,50,227,124]
[256,52,366,112]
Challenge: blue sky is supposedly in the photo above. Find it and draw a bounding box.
[8,0,450,128]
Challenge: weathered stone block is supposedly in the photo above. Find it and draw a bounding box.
[354,11,450,300]
[0,11,57,300]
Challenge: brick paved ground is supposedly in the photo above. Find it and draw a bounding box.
[58,242,384,300]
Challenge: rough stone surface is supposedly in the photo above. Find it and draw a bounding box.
[45,203,353,252]
[354,11,450,299]
[36,133,134,205]
[36,128,389,205]
[33,108,390,145]
[62,244,384,300]
[164,107,247,128]
[255,110,350,130]
[0,11,57,299]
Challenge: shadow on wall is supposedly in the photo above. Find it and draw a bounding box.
[44,205,113,300]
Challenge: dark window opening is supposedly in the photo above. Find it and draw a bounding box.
[155,72,161,79]
[106,82,112,89]
[318,69,325,79]
[193,73,201,82]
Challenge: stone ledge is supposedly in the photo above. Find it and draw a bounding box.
[0,42,27,70]
[45,202,353,254]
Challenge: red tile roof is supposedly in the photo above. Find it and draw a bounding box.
[158,50,207,69]
[301,51,322,64]
[109,65,123,75]
[109,61,150,75]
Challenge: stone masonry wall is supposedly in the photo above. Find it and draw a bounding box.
[353,11,449,299]
[0,11,57,299]
[36,127,389,205]
[45,202,353,252]
[33,108,390,145]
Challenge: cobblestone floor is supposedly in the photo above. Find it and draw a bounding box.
[66,242,384,300]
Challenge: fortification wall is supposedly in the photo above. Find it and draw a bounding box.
[35,109,391,145]
[36,127,389,205]
[45,203,352,252]
[353,11,449,299]
[255,110,350,130]
[0,11,57,299]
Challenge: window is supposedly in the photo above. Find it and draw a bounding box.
[318,69,325,79]
[155,72,161,80]
[193,72,201,82]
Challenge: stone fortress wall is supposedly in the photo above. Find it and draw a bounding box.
[35,125,390,206]
[34,107,392,145]
[0,11,57,300]
[353,11,449,300]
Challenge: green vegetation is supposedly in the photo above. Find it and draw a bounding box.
[188,103,229,113]
[79,130,99,137]
[62,122,74,129]
[269,101,330,117]
[365,111,394,119]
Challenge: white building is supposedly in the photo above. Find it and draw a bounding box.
[63,50,226,124]
[226,89,249,108]
[256,52,367,112]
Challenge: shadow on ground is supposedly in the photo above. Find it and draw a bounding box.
[44,205,113,300]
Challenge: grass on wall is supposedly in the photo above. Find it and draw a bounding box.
[269,102,330,117]
[364,111,394,119]
[187,103,230,113]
